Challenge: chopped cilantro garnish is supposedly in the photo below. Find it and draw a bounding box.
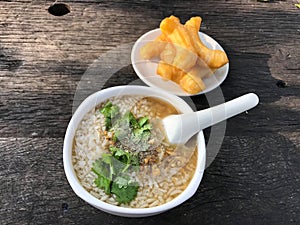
[138,116,149,127]
[109,146,139,172]
[93,102,154,204]
[94,174,111,195]
[92,151,139,203]
[111,112,152,152]
[111,178,139,204]
[100,101,120,130]
[92,158,112,194]
[92,146,140,203]
[99,102,152,152]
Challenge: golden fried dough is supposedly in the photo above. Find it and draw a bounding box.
[140,15,228,94]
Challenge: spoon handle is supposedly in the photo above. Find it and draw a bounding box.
[163,93,259,144]
[195,93,259,130]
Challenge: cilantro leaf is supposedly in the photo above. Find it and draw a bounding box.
[100,101,120,130]
[104,117,111,130]
[109,146,129,163]
[92,159,112,194]
[100,102,112,117]
[128,111,139,128]
[101,154,115,177]
[114,176,130,188]
[131,116,152,150]
[94,175,111,194]
[92,144,140,203]
[101,153,112,164]
[109,146,139,173]
[92,159,109,178]
[111,178,139,204]
[138,116,149,127]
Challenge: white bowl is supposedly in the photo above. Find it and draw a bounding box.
[63,85,206,217]
[131,28,229,96]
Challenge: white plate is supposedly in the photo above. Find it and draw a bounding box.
[131,28,229,96]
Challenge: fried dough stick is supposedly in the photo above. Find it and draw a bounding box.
[157,60,206,94]
[160,16,198,71]
[157,42,177,80]
[157,22,207,93]
[184,17,228,68]
[157,61,174,80]
[140,33,168,59]
[179,66,206,94]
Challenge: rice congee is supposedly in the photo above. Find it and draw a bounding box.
[72,95,197,208]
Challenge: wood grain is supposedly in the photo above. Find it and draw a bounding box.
[0,0,299,224]
[0,135,299,224]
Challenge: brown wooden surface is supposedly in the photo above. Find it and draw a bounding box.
[0,0,299,224]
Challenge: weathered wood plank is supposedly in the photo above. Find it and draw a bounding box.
[0,0,299,224]
[0,0,299,138]
[0,135,299,224]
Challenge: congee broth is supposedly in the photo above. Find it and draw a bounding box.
[72,95,197,208]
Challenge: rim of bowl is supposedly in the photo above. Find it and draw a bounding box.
[63,85,206,216]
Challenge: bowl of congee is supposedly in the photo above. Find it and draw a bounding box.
[63,85,206,217]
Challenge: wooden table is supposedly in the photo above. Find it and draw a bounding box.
[1,0,299,224]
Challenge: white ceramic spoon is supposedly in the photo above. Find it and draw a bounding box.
[162,93,259,144]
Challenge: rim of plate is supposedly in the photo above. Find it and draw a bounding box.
[131,28,229,96]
